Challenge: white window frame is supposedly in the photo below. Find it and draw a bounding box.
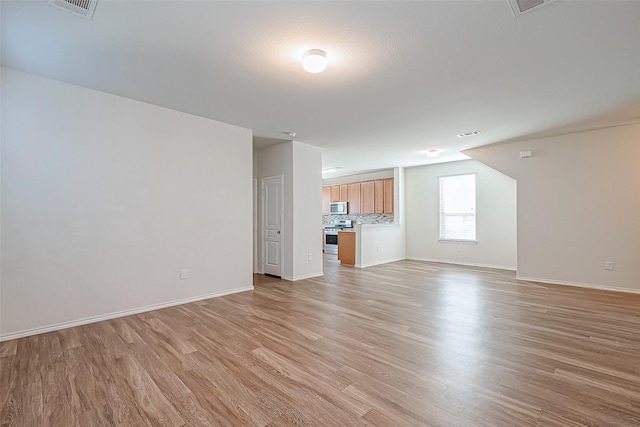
[438,173,477,243]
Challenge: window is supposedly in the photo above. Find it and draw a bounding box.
[439,174,476,242]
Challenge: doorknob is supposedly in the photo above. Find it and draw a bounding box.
[277,230,281,234]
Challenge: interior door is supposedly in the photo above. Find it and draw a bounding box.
[262,175,283,277]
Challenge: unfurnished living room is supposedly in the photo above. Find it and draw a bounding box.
[1,1,640,426]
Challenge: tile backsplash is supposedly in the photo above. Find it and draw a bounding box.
[323,214,395,225]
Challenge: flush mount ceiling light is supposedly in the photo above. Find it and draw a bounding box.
[302,49,327,73]
[426,149,440,158]
[322,167,341,174]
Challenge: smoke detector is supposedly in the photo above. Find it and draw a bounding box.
[49,0,98,20]
[508,0,556,17]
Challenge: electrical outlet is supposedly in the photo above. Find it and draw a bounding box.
[180,269,188,279]
[376,245,380,252]
[308,253,312,261]
[604,261,614,270]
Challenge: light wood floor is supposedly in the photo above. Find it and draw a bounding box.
[2,257,640,426]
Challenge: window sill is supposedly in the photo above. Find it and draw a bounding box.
[438,239,478,244]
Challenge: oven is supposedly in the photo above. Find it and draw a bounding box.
[324,228,339,254]
[324,219,352,255]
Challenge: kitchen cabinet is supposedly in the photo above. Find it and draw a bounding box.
[374,180,384,214]
[347,182,361,214]
[340,184,348,202]
[322,178,393,215]
[383,178,394,214]
[338,231,356,266]
[360,181,375,214]
[322,187,331,215]
[331,185,341,202]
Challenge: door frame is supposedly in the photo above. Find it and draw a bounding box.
[253,178,259,273]
[261,174,284,277]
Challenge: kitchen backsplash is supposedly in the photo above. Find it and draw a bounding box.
[323,214,395,225]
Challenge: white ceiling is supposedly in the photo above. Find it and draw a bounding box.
[2,1,640,177]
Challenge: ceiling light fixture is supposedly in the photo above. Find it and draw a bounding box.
[426,149,440,158]
[302,49,327,73]
[322,167,341,174]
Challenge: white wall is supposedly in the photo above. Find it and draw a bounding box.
[1,68,254,339]
[257,140,323,281]
[292,142,323,280]
[465,124,640,292]
[405,159,517,270]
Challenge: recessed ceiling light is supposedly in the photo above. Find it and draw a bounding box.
[457,130,481,138]
[426,149,440,158]
[302,49,327,74]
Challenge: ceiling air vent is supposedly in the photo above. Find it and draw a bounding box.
[508,0,556,17]
[49,0,98,20]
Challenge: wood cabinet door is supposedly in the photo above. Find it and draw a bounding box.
[322,186,331,215]
[337,232,356,266]
[347,183,361,214]
[360,181,375,214]
[331,185,341,202]
[340,184,348,202]
[383,179,394,214]
[374,180,384,214]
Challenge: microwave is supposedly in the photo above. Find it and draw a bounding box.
[330,201,348,215]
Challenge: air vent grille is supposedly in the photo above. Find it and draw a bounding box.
[457,131,481,138]
[50,0,98,19]
[508,0,555,17]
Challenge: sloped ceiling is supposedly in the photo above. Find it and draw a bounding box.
[2,1,639,177]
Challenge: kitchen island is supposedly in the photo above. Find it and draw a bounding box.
[336,223,405,268]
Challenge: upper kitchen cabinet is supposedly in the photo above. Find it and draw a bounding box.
[331,185,341,202]
[360,181,375,213]
[359,178,393,214]
[330,184,348,202]
[383,178,394,214]
[322,177,393,215]
[347,182,361,214]
[322,186,331,215]
[340,184,348,202]
[374,180,384,214]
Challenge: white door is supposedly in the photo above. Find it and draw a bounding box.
[262,175,283,277]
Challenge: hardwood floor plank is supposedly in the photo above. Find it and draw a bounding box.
[114,355,185,427]
[2,257,640,425]
[41,361,73,426]
[0,341,17,358]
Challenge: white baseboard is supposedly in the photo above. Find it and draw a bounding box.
[515,276,640,295]
[280,272,324,281]
[0,286,254,342]
[407,257,516,271]
[356,257,407,268]
[291,272,324,281]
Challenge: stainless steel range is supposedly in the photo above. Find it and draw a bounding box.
[324,219,352,255]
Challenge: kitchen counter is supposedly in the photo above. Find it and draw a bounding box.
[350,223,404,268]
